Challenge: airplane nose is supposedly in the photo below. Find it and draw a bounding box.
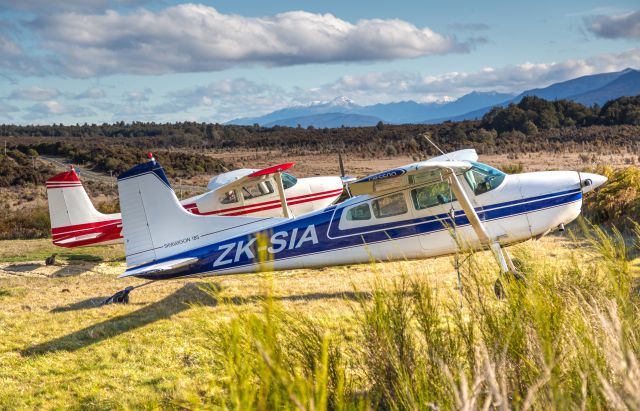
[579,172,607,193]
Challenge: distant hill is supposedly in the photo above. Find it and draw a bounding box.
[263,112,382,128]
[226,96,360,126]
[569,69,640,106]
[229,91,514,127]
[514,69,630,101]
[450,68,639,121]
[227,68,639,126]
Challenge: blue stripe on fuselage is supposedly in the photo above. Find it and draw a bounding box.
[128,188,582,279]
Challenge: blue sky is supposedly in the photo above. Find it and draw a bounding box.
[0,0,638,124]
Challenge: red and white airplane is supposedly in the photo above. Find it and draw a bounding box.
[46,160,343,248]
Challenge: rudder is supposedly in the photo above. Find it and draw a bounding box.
[46,167,121,247]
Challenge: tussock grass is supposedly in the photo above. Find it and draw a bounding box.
[583,165,640,229]
[195,228,640,410]
[0,231,639,409]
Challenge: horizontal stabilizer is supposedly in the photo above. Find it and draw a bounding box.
[119,257,199,278]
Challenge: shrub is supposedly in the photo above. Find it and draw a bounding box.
[203,226,640,409]
[583,166,640,228]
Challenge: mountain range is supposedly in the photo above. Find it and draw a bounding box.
[227,68,640,128]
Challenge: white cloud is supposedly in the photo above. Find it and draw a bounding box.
[0,32,46,79]
[99,48,640,122]
[312,48,640,104]
[8,86,60,100]
[30,4,476,77]
[123,88,152,103]
[0,101,19,119]
[75,86,106,99]
[24,100,95,119]
[586,10,640,39]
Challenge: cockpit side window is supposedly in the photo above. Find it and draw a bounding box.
[242,180,275,200]
[463,162,506,195]
[411,181,456,210]
[220,190,238,204]
[281,173,298,189]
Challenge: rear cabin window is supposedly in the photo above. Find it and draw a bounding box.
[242,181,275,200]
[220,190,238,204]
[411,182,455,210]
[346,203,372,221]
[463,162,506,195]
[372,193,408,218]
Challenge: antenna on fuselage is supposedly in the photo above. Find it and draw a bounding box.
[421,133,453,161]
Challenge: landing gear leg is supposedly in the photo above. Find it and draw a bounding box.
[102,286,134,304]
[102,281,154,305]
[494,278,505,299]
[492,245,525,298]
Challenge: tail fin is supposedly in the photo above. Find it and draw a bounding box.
[118,159,275,270]
[46,168,121,247]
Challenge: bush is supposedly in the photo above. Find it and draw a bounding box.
[583,166,640,228]
[0,206,50,240]
[200,226,640,409]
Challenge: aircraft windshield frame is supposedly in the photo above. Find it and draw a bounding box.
[463,162,506,195]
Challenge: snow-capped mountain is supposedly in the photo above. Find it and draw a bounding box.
[226,68,639,127]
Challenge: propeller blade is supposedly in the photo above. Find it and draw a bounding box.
[338,152,345,177]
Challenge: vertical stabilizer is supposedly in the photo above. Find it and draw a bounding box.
[46,168,121,247]
[117,159,271,269]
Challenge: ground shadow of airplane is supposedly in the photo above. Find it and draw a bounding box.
[25,283,372,356]
[24,282,218,356]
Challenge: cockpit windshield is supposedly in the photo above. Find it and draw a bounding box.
[281,172,298,189]
[463,162,506,195]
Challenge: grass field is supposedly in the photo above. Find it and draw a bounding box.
[1,227,639,409]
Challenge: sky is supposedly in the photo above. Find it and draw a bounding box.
[0,0,639,124]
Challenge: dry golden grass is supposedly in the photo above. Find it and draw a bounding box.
[0,233,638,409]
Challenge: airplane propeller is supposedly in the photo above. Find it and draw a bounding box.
[338,152,356,197]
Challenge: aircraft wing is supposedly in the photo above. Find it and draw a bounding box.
[211,163,295,192]
[119,257,200,278]
[425,148,478,163]
[349,161,472,196]
[202,162,296,218]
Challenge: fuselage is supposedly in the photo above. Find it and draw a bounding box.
[129,164,604,280]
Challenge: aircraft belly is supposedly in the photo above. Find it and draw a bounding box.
[527,198,582,237]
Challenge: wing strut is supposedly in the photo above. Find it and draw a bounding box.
[273,172,292,218]
[444,168,510,273]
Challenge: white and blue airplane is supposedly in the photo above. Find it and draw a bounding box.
[106,148,606,302]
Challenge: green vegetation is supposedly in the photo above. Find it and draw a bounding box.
[0,238,124,263]
[583,166,640,229]
[1,95,640,162]
[0,149,55,187]
[8,142,231,182]
[204,226,640,409]
[481,95,640,133]
[0,230,638,409]
[0,206,50,241]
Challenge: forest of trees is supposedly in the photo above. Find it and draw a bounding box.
[0,94,638,239]
[0,94,638,184]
